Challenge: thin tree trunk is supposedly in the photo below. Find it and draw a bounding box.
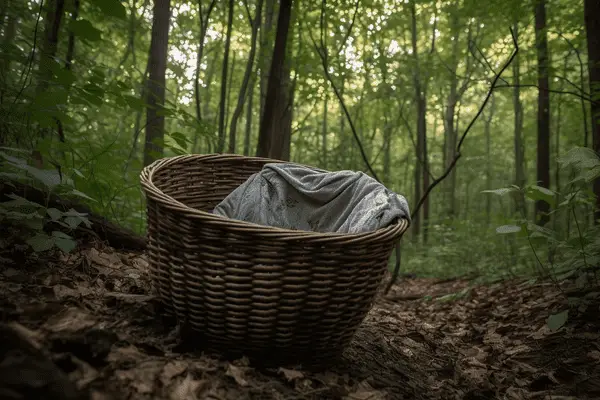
[584,0,600,223]
[513,23,527,217]
[322,89,328,168]
[143,0,171,167]
[36,0,65,96]
[485,95,496,225]
[256,0,293,159]
[194,0,217,124]
[54,0,80,151]
[383,114,392,185]
[259,0,276,121]
[409,0,421,242]
[534,0,551,226]
[0,9,17,100]
[243,77,254,156]
[64,0,79,71]
[217,0,234,153]
[228,0,263,154]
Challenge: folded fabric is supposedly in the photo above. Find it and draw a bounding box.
[212,163,411,234]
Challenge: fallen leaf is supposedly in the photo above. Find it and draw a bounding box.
[547,310,569,332]
[170,373,205,400]
[44,307,97,332]
[345,381,386,400]
[278,367,304,382]
[226,364,249,387]
[161,361,188,386]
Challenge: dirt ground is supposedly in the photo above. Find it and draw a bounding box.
[0,234,598,400]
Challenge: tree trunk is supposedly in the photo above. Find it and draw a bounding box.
[322,89,328,168]
[383,116,392,186]
[243,77,254,156]
[419,96,429,245]
[584,0,600,223]
[534,0,551,226]
[193,0,217,124]
[0,8,17,103]
[64,0,79,71]
[485,95,496,225]
[259,0,276,120]
[409,0,421,242]
[256,0,293,159]
[513,23,527,217]
[444,12,460,217]
[229,0,263,153]
[143,0,171,167]
[217,0,234,153]
[36,0,65,95]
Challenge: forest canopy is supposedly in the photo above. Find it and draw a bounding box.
[0,0,599,280]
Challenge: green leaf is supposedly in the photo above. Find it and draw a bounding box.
[46,208,63,221]
[546,310,569,332]
[496,225,522,234]
[63,216,82,229]
[526,222,556,239]
[122,95,147,112]
[70,19,102,42]
[53,67,77,86]
[67,189,96,202]
[52,231,77,253]
[0,151,28,165]
[525,185,556,207]
[0,147,29,154]
[167,145,187,156]
[0,172,26,181]
[93,0,127,20]
[169,132,191,150]
[23,218,44,231]
[27,233,55,252]
[558,147,600,168]
[481,187,518,196]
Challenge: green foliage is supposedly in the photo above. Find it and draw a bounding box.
[0,149,92,254]
[480,146,600,283]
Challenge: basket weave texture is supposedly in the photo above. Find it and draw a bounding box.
[140,154,410,366]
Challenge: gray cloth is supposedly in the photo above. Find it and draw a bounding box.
[212,163,410,234]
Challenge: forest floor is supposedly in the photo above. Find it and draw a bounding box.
[0,234,599,400]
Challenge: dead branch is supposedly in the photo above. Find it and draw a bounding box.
[384,27,520,294]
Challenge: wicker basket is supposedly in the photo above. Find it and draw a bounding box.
[139,154,410,367]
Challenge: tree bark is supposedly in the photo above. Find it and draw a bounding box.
[228,0,264,153]
[584,0,600,223]
[64,0,79,71]
[322,88,328,168]
[143,0,171,167]
[256,0,293,159]
[259,0,276,121]
[485,95,496,225]
[217,0,234,153]
[193,0,217,125]
[534,0,551,226]
[36,0,65,95]
[243,77,254,156]
[513,23,527,217]
[409,0,423,242]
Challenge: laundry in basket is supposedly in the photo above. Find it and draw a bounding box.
[213,163,411,233]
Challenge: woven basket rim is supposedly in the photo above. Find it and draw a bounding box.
[140,153,411,241]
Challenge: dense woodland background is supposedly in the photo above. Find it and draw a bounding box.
[1,0,599,281]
